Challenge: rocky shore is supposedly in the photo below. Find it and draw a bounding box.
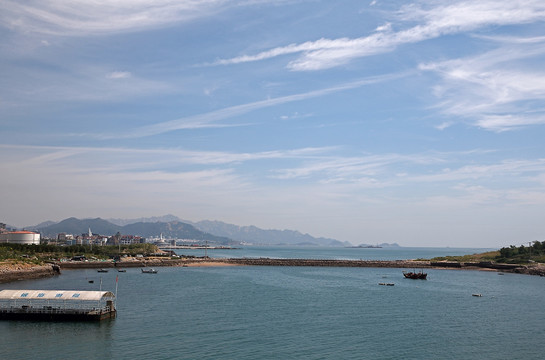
[1,258,543,284]
[0,263,61,284]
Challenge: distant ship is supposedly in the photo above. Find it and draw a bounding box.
[403,270,427,279]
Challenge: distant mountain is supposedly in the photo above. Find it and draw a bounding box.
[107,214,181,226]
[189,220,351,247]
[30,216,350,247]
[37,217,121,237]
[26,220,58,230]
[34,217,234,245]
[121,221,233,244]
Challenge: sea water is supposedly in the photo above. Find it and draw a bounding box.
[1,247,544,360]
[174,246,495,260]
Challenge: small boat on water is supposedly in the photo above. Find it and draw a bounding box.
[97,269,109,273]
[117,269,126,272]
[379,283,395,286]
[472,293,483,297]
[403,270,427,280]
[141,268,158,274]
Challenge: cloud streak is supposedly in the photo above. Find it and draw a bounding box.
[420,38,545,131]
[214,1,545,71]
[0,0,231,36]
[3,144,545,201]
[116,72,408,138]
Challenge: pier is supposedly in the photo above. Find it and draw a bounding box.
[0,290,116,321]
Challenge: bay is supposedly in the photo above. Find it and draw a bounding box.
[1,247,544,360]
[174,245,495,260]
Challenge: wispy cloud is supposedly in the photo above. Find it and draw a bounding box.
[0,144,334,170]
[107,71,131,79]
[115,72,408,138]
[0,0,232,36]
[214,1,545,71]
[420,38,545,131]
[0,64,171,106]
[4,145,544,193]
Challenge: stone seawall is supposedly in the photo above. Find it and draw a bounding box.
[221,258,432,268]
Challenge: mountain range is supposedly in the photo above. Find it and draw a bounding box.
[25,215,352,247]
[30,217,233,245]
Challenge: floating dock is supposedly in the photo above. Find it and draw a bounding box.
[0,290,116,321]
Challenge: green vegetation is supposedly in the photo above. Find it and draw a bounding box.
[0,243,160,264]
[428,251,499,263]
[429,241,545,264]
[496,241,545,264]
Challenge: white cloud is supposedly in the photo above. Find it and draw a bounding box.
[107,71,131,79]
[0,0,231,36]
[214,1,545,71]
[375,23,391,32]
[420,39,545,131]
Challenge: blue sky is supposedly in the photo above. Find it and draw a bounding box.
[1,0,545,247]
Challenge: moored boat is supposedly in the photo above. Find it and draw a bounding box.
[403,270,427,279]
[141,268,158,274]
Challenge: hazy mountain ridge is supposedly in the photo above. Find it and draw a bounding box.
[23,215,351,247]
[190,220,351,247]
[107,215,180,226]
[31,217,233,245]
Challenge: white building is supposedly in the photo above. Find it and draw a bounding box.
[0,231,41,245]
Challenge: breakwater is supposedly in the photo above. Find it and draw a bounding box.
[1,258,540,284]
[220,258,530,272]
[221,258,431,268]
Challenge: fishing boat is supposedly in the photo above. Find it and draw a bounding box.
[97,269,109,273]
[403,270,427,279]
[117,269,126,272]
[141,268,158,274]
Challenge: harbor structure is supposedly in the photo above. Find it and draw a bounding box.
[0,229,41,245]
[0,290,116,321]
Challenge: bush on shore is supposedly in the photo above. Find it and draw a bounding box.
[0,243,160,264]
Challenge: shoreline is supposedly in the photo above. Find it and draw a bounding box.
[1,258,543,284]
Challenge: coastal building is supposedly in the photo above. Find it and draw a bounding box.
[0,230,41,245]
[0,289,116,321]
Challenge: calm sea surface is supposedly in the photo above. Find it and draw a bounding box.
[1,247,544,360]
[173,245,495,260]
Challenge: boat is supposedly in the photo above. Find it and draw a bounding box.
[141,268,158,274]
[117,269,126,272]
[403,270,427,279]
[97,269,109,273]
[472,293,483,297]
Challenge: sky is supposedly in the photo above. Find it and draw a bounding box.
[1,0,545,248]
